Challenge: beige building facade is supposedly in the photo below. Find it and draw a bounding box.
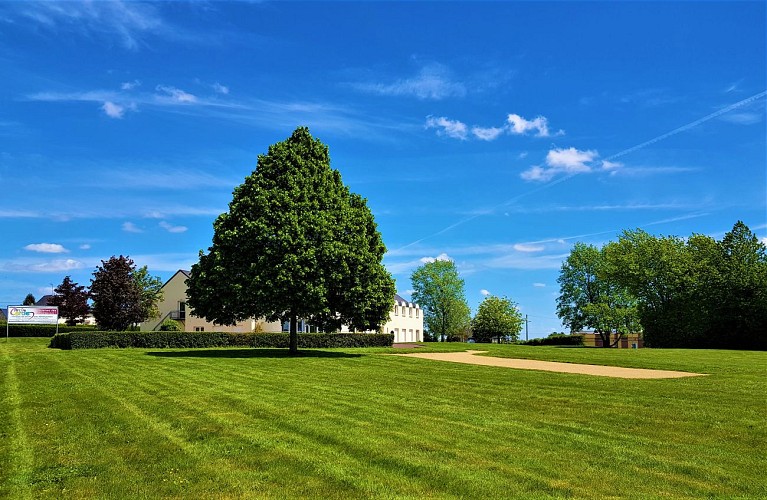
[140,270,424,342]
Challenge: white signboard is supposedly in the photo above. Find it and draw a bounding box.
[7,306,59,325]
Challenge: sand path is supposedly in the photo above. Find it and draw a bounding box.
[390,350,706,379]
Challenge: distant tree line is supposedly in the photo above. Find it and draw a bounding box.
[558,221,766,350]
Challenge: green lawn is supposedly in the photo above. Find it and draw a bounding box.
[1,338,765,498]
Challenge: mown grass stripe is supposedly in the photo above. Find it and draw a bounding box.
[0,343,34,500]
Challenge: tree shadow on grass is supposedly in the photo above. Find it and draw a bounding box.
[145,348,364,359]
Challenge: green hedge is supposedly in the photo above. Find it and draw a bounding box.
[49,331,394,350]
[520,334,584,346]
[0,322,97,337]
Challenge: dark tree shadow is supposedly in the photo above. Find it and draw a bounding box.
[145,348,364,359]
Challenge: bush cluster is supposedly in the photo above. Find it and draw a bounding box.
[0,323,97,337]
[49,331,394,350]
[519,334,584,346]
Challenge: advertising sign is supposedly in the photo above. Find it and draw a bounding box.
[7,306,59,325]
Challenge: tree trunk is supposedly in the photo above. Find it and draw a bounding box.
[289,314,298,355]
[600,331,611,348]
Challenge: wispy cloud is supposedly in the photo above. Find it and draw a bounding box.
[79,244,91,250]
[155,85,197,103]
[425,116,468,140]
[212,82,229,95]
[6,1,167,50]
[719,112,762,125]
[513,243,545,253]
[159,221,188,233]
[353,63,466,100]
[121,80,141,90]
[24,243,68,254]
[480,289,491,296]
[122,221,143,233]
[533,283,546,288]
[0,258,85,273]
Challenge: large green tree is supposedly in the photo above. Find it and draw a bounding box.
[186,127,395,354]
[22,294,36,306]
[410,259,471,341]
[557,243,640,347]
[471,295,523,343]
[49,276,90,326]
[90,256,163,330]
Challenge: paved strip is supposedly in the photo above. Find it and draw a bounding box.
[390,350,707,379]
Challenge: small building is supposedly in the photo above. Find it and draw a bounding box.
[140,270,424,342]
[580,331,643,348]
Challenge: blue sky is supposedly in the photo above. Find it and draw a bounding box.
[1,1,765,337]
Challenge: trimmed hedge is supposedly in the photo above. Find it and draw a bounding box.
[0,322,97,337]
[49,331,394,350]
[520,334,584,346]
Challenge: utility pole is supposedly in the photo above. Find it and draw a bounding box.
[525,314,529,341]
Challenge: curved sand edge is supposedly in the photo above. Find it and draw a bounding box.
[389,350,706,379]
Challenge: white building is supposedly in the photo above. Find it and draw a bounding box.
[140,270,423,342]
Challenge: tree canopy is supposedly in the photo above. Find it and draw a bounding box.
[22,294,36,306]
[560,221,766,349]
[49,276,90,326]
[410,259,471,341]
[471,295,523,343]
[187,127,395,354]
[557,242,640,347]
[90,256,163,331]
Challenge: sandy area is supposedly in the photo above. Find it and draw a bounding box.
[390,350,706,379]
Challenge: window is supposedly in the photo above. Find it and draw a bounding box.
[394,305,398,316]
[409,307,412,318]
[416,308,419,318]
[194,326,204,332]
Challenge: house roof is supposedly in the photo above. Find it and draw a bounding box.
[35,295,55,306]
[0,308,6,321]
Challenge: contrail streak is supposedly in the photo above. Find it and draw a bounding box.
[393,90,766,252]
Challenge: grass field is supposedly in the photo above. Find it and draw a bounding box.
[1,338,765,498]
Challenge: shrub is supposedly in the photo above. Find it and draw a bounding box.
[520,334,584,346]
[159,318,182,331]
[49,331,394,350]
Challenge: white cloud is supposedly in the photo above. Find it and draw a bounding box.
[24,243,68,253]
[122,221,143,233]
[121,80,141,90]
[761,237,767,245]
[79,244,91,250]
[0,258,86,273]
[533,283,546,288]
[513,243,545,253]
[159,221,188,233]
[212,82,230,95]
[101,101,125,118]
[517,151,528,159]
[425,116,468,140]
[471,126,504,141]
[601,160,623,170]
[480,289,491,296]
[521,147,600,182]
[520,165,553,182]
[355,64,466,100]
[155,85,197,103]
[546,147,598,171]
[419,252,452,264]
[507,113,552,137]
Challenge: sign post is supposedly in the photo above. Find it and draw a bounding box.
[6,305,59,340]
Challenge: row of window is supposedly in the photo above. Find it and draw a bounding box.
[393,305,419,318]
